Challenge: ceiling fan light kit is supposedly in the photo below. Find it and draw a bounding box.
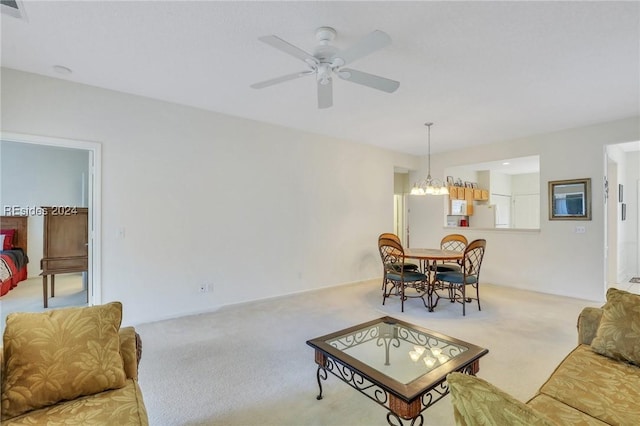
[251,27,400,109]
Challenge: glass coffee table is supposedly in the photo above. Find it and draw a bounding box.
[306,316,489,425]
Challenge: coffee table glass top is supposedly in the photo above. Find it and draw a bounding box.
[307,316,488,400]
[327,319,468,384]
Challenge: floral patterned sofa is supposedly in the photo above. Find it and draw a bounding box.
[1,302,149,425]
[448,288,640,425]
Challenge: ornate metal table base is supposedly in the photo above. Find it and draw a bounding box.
[307,317,488,426]
[314,350,479,426]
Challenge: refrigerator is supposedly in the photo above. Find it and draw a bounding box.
[471,204,497,228]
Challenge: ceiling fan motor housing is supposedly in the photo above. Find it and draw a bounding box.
[314,27,339,63]
[315,26,336,43]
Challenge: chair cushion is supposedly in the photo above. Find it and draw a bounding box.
[435,263,462,272]
[1,302,127,420]
[590,287,640,366]
[388,263,419,273]
[448,372,555,426]
[536,344,640,425]
[387,271,428,282]
[0,380,149,426]
[436,271,477,284]
[526,394,608,425]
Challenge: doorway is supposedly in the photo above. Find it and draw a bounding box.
[393,194,406,245]
[606,159,618,287]
[0,133,101,317]
[605,141,640,295]
[393,171,410,246]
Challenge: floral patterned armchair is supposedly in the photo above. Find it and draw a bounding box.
[1,302,148,425]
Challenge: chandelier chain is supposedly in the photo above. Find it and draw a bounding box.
[426,122,433,179]
[410,122,448,196]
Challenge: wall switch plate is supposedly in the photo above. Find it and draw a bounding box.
[575,226,586,234]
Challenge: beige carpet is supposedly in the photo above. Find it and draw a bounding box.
[135,280,602,426]
[0,273,87,333]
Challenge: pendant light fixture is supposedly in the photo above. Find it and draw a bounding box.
[410,123,449,196]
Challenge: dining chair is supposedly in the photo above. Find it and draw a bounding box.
[432,239,486,316]
[378,236,430,312]
[434,234,468,272]
[378,233,419,289]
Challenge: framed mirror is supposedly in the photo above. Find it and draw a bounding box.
[549,178,591,220]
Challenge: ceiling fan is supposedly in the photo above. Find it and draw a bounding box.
[250,27,400,109]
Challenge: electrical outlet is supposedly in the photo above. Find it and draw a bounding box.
[199,284,212,293]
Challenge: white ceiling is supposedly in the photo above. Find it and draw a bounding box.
[1,1,638,155]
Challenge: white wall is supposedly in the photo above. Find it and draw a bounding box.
[512,173,540,195]
[0,69,417,325]
[489,171,512,197]
[409,116,640,302]
[0,141,89,274]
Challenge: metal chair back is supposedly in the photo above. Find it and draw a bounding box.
[462,239,486,278]
[378,236,405,271]
[441,234,468,252]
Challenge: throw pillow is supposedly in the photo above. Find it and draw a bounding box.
[448,372,555,426]
[0,229,14,250]
[591,287,640,366]
[1,302,127,420]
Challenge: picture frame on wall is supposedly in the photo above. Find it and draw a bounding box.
[622,203,626,221]
[548,178,592,220]
[446,176,454,186]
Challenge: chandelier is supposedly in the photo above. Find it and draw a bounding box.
[410,123,449,196]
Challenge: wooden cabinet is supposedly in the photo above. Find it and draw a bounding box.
[448,186,490,216]
[464,188,474,215]
[472,189,489,201]
[450,186,488,201]
[40,207,88,307]
[448,187,466,200]
[449,188,474,215]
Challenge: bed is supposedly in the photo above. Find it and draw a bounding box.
[1,215,29,297]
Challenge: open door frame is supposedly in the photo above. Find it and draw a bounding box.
[1,132,102,306]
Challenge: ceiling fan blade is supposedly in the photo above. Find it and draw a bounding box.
[338,68,400,93]
[258,35,319,65]
[250,71,313,89]
[330,30,391,66]
[317,78,333,109]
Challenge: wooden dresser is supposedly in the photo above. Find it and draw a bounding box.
[40,207,88,307]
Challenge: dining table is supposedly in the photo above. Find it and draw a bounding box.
[404,248,464,284]
[402,248,464,312]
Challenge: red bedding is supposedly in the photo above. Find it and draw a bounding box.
[1,250,28,297]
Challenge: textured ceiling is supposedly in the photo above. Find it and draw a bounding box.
[1,1,638,155]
